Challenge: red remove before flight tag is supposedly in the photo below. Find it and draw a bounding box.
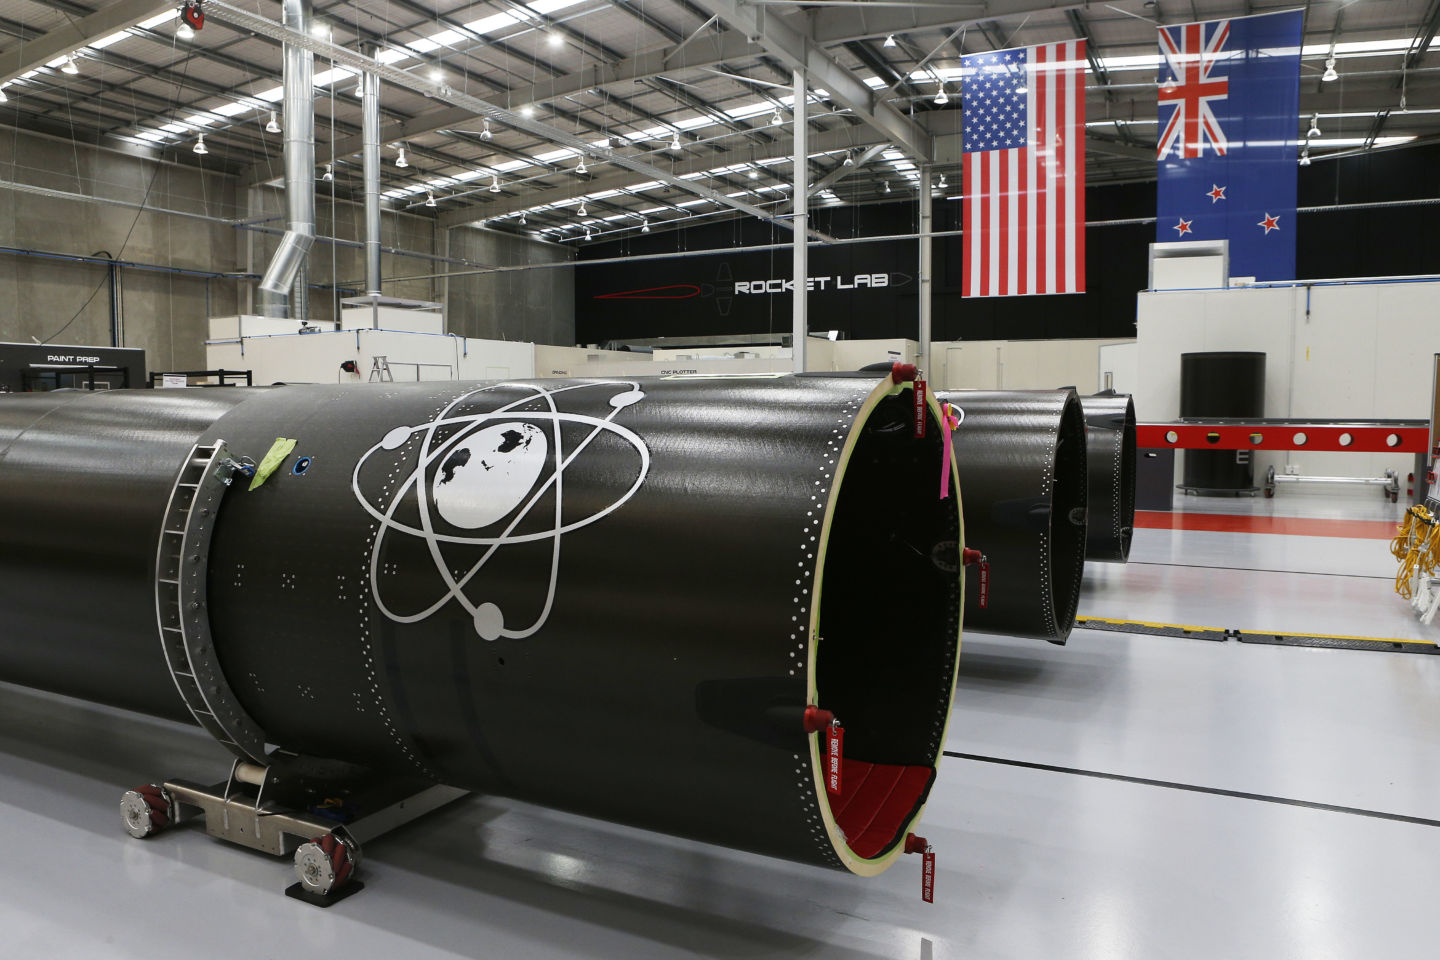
[913,380,927,438]
[978,561,990,610]
[825,723,844,795]
[922,850,935,903]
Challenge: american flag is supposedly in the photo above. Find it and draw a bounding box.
[962,41,1086,297]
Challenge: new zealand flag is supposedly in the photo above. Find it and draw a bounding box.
[1155,10,1303,281]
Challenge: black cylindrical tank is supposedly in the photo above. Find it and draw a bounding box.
[0,375,961,877]
[1180,351,1266,493]
[939,389,1089,644]
[1080,392,1136,562]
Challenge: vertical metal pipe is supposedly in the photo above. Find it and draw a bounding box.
[918,163,933,375]
[362,60,382,298]
[791,69,807,373]
[259,0,315,318]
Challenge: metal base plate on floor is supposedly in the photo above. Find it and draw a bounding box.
[285,880,366,908]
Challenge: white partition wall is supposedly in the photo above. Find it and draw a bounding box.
[1136,279,1440,486]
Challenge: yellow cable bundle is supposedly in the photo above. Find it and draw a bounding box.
[1394,505,1436,599]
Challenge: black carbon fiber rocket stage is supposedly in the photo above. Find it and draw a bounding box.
[1079,392,1137,563]
[939,389,1089,644]
[0,373,962,875]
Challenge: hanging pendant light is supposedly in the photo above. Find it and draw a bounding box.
[842,152,853,166]
[322,163,334,181]
[192,133,207,155]
[1298,145,1311,167]
[265,110,281,134]
[481,118,493,140]
[884,181,892,193]
[519,211,527,225]
[395,146,409,168]
[576,156,588,175]
[61,55,79,75]
[770,109,783,126]
[884,34,897,48]
[934,83,949,106]
[670,132,681,151]
[1322,56,1338,82]
[489,174,501,193]
[424,191,437,208]
[641,218,650,233]
[1307,113,1321,138]
[578,200,588,217]
[176,20,195,41]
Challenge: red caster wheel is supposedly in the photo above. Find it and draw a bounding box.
[120,784,174,838]
[290,831,362,903]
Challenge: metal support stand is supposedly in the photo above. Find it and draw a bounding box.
[1265,465,1400,502]
[120,754,467,904]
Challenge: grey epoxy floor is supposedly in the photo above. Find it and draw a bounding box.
[2,494,1437,959]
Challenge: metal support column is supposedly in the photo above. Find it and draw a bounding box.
[918,164,933,373]
[361,59,382,298]
[792,68,808,373]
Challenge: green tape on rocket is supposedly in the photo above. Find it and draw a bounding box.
[249,437,297,491]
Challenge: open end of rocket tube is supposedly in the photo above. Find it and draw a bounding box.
[1047,395,1091,640]
[809,380,963,875]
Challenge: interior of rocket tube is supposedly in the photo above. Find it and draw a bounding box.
[1048,397,1091,633]
[813,388,961,862]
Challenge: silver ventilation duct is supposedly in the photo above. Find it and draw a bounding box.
[361,62,382,298]
[259,0,315,319]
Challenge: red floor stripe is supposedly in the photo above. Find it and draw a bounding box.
[1134,511,1399,540]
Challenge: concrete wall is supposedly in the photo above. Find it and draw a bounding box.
[446,225,574,346]
[0,129,241,372]
[0,128,575,378]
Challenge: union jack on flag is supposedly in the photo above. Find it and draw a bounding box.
[1157,20,1231,160]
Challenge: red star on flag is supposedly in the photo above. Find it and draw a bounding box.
[1257,212,1280,234]
[1207,184,1226,203]
[1173,217,1193,236]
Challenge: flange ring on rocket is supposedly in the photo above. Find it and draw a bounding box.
[0,375,963,876]
[940,389,1089,644]
[1080,392,1137,562]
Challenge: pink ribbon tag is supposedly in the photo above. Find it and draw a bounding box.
[939,402,961,499]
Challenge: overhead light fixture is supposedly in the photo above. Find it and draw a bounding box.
[395,146,409,168]
[670,132,681,151]
[576,156,588,175]
[519,211,527,225]
[1307,113,1321,138]
[1299,145,1311,166]
[842,152,853,166]
[481,118,492,140]
[61,55,79,75]
[265,110,281,134]
[770,110,783,126]
[884,34,897,48]
[519,104,535,118]
[192,133,207,155]
[584,227,592,241]
[425,191,437,208]
[176,19,195,40]
[353,82,363,98]
[748,168,759,180]
[547,31,563,47]
[578,200,587,216]
[937,173,947,189]
[884,181,891,193]
[322,163,334,181]
[0,86,8,104]
[489,174,501,193]
[934,83,948,106]
[641,218,650,233]
[428,67,445,83]
[1322,56,1338,82]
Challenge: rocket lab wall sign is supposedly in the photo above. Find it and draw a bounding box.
[351,382,650,640]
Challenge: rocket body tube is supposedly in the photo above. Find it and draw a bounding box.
[0,376,962,874]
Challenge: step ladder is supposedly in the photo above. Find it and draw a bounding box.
[369,356,394,382]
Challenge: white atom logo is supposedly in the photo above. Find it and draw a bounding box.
[352,381,649,639]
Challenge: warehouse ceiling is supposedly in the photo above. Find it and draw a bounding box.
[1,0,1437,243]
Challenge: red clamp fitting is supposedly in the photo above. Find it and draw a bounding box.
[904,833,929,855]
[802,705,835,733]
[961,547,985,566]
[891,362,917,383]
